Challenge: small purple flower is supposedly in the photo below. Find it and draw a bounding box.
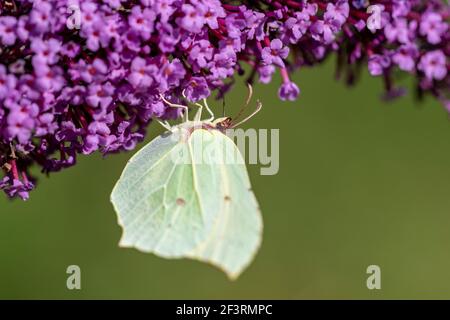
[35,66,66,92]
[258,65,275,84]
[261,39,289,68]
[0,66,17,100]
[310,1,348,44]
[128,57,158,89]
[0,16,17,46]
[209,50,236,79]
[241,7,266,41]
[6,109,36,145]
[80,2,100,29]
[183,76,210,102]
[203,0,226,29]
[83,121,112,154]
[86,82,115,109]
[128,6,156,40]
[80,22,105,52]
[155,0,177,23]
[392,0,411,18]
[31,38,62,65]
[121,30,142,53]
[368,54,391,76]
[279,82,300,101]
[29,2,52,33]
[418,50,447,81]
[224,12,246,40]
[420,12,448,45]
[61,42,81,58]
[35,113,57,137]
[189,40,214,69]
[157,23,181,53]
[16,16,30,42]
[1,177,34,201]
[282,12,311,44]
[102,16,122,45]
[384,18,414,44]
[80,59,108,84]
[179,4,206,33]
[310,17,340,44]
[159,59,186,91]
[392,44,418,72]
[324,0,350,26]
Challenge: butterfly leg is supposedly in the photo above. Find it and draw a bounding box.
[202,98,214,121]
[156,119,172,131]
[159,94,189,122]
[193,102,203,122]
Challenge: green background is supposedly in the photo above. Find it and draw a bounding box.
[2,59,450,299]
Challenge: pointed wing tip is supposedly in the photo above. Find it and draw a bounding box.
[192,257,248,281]
[225,271,241,281]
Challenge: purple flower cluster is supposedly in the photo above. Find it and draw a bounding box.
[0,0,449,200]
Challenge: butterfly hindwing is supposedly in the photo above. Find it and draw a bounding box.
[185,130,263,279]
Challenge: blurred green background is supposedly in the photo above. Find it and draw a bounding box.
[2,59,450,299]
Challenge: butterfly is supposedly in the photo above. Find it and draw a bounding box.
[111,85,263,279]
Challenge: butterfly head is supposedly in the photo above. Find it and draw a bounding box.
[212,117,233,131]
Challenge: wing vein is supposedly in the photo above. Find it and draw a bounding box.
[123,161,178,227]
[187,137,206,224]
[153,165,186,251]
[125,143,179,192]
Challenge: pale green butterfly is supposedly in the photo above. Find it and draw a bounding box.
[110,87,263,279]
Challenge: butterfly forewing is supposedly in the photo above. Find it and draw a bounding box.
[111,126,223,257]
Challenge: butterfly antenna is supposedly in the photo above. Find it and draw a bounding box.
[160,93,189,122]
[232,83,253,123]
[231,100,262,128]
